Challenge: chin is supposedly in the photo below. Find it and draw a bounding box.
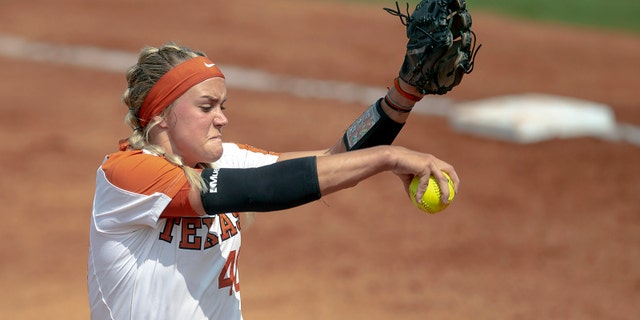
[204,140,223,157]
[205,149,224,163]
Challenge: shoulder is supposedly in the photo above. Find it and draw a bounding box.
[216,143,280,168]
[223,143,279,156]
[103,149,176,174]
[101,150,187,195]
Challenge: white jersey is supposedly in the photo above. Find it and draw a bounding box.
[88,143,279,320]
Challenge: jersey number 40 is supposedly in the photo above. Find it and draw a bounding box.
[219,250,240,295]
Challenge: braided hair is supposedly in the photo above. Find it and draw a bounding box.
[121,42,209,192]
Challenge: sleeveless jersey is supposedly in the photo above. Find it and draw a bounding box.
[88,143,279,320]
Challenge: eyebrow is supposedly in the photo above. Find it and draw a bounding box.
[199,95,226,103]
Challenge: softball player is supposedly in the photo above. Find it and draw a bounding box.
[88,42,458,319]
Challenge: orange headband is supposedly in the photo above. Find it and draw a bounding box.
[138,56,225,128]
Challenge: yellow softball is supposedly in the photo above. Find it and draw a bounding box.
[409,172,455,214]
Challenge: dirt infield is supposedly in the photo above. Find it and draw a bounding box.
[1,1,639,319]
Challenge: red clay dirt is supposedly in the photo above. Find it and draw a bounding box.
[0,1,639,319]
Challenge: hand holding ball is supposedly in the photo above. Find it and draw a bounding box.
[409,172,455,214]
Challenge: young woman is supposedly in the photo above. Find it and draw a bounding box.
[88,43,458,319]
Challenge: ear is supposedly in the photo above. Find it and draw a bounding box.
[155,115,169,129]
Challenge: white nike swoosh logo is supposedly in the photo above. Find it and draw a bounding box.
[204,62,216,68]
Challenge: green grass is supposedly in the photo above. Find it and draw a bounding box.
[467,0,640,34]
[344,0,640,34]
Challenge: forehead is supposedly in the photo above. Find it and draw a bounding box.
[182,77,227,99]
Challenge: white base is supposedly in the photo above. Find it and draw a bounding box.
[449,93,617,143]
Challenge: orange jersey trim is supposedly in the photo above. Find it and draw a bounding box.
[102,150,196,217]
[234,143,280,156]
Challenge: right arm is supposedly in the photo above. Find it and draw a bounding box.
[316,145,458,198]
[189,145,459,215]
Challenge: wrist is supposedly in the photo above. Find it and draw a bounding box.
[384,94,412,113]
[374,145,397,172]
[394,77,424,102]
[383,77,423,114]
[380,144,405,174]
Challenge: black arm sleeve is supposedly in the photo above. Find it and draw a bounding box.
[342,99,405,151]
[200,156,321,214]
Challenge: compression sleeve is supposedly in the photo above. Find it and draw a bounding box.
[342,99,405,151]
[200,156,321,214]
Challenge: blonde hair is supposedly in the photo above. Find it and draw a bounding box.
[121,42,255,226]
[121,42,208,191]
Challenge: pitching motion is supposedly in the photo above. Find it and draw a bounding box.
[387,0,479,212]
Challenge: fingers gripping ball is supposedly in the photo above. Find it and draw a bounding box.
[409,172,455,214]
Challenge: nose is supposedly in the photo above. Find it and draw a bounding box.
[213,109,228,127]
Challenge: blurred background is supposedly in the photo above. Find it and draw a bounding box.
[0,0,638,319]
